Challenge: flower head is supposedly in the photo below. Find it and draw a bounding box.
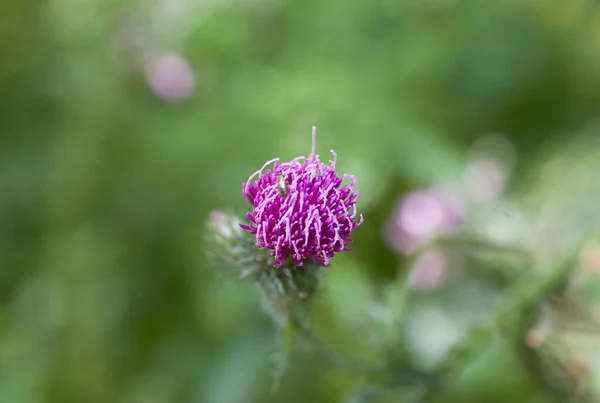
[146,52,196,102]
[240,127,363,268]
[385,188,464,255]
[408,249,448,291]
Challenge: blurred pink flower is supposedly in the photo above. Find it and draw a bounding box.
[580,243,600,275]
[525,327,549,348]
[385,189,464,255]
[208,210,229,236]
[408,249,447,291]
[146,52,196,102]
[463,157,507,202]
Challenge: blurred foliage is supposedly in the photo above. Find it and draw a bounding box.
[4,0,600,402]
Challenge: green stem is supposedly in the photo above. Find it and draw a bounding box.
[271,321,296,393]
[412,245,581,401]
[423,232,533,263]
[296,326,381,376]
[435,246,579,377]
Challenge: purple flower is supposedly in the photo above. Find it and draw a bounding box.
[240,127,363,268]
[385,189,464,255]
[408,249,448,291]
[146,52,196,102]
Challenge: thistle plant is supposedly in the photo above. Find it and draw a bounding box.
[239,126,363,268]
[205,127,590,401]
[206,126,364,389]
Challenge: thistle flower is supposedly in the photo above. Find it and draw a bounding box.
[146,52,196,102]
[408,249,448,291]
[240,126,363,268]
[385,189,464,255]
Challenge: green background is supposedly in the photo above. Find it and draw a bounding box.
[3,0,600,402]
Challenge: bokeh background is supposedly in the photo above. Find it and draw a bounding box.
[4,0,600,402]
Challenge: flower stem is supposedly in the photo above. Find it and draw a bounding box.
[423,232,532,263]
[271,321,296,393]
[296,326,380,376]
[435,246,579,377]
[410,241,582,403]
